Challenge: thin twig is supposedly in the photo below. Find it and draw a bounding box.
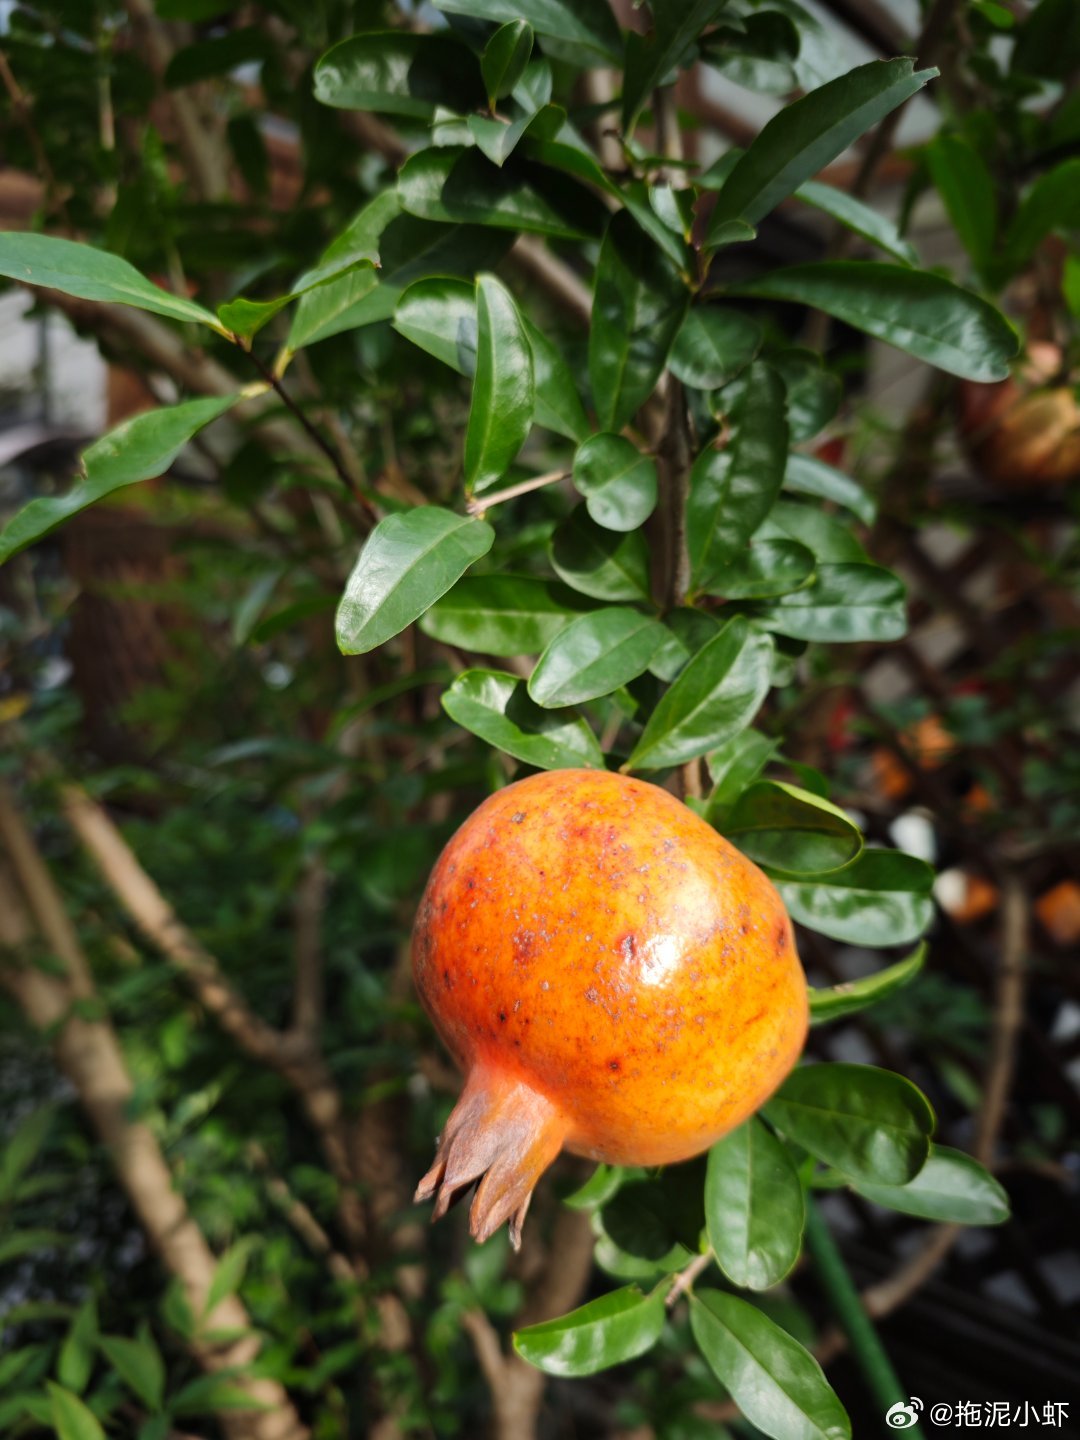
[466,469,569,516]
[242,346,378,526]
[666,1250,714,1309]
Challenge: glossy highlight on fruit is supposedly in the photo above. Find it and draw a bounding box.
[412,769,809,1247]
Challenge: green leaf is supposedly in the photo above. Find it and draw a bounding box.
[47,1384,106,1440]
[925,134,997,276]
[627,617,774,771]
[794,180,918,266]
[701,12,800,95]
[0,1105,55,1203]
[514,1285,666,1376]
[442,669,604,769]
[723,780,862,875]
[783,453,875,526]
[772,350,841,443]
[398,146,606,241]
[752,563,906,642]
[765,1063,934,1185]
[691,1290,850,1440]
[573,434,658,532]
[0,232,226,332]
[702,540,815,601]
[777,851,934,947]
[171,1370,272,1416]
[0,395,240,565]
[58,1298,99,1396]
[420,575,585,654]
[482,21,533,106]
[393,276,587,440]
[432,0,622,64]
[704,58,936,235]
[737,262,1018,382]
[98,1328,165,1411]
[705,730,778,816]
[808,946,926,1025]
[668,307,763,390]
[464,275,534,493]
[336,508,494,655]
[469,98,565,169]
[589,211,688,433]
[849,1144,1010,1225]
[623,0,729,129]
[563,1164,640,1211]
[1004,158,1080,273]
[1011,0,1080,80]
[706,1119,805,1291]
[529,608,667,708]
[647,608,722,682]
[550,505,652,603]
[204,1237,258,1317]
[689,360,789,590]
[313,32,483,117]
[758,501,868,564]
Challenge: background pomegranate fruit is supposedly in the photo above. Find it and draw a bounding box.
[412,769,809,1247]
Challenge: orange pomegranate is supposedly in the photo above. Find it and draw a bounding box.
[412,768,808,1247]
[957,340,1080,490]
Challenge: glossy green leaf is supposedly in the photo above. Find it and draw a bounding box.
[701,12,800,94]
[529,608,667,708]
[563,1164,641,1211]
[1004,158,1080,272]
[623,0,729,129]
[204,1237,258,1317]
[689,361,788,590]
[778,851,934,947]
[724,780,862,875]
[464,276,534,493]
[668,307,763,390]
[551,505,652,602]
[765,1063,935,1185]
[313,32,482,117]
[57,1298,98,1395]
[398,146,606,242]
[704,59,935,235]
[783,453,875,526]
[925,134,997,275]
[420,576,585,654]
[647,608,722,682]
[690,1290,850,1440]
[794,180,918,266]
[589,212,688,433]
[706,1119,805,1291]
[758,501,868,564]
[0,395,240,565]
[99,1327,165,1411]
[469,97,565,169]
[701,540,815,601]
[284,194,392,349]
[442,669,604,769]
[514,1285,665,1376]
[771,350,841,443]
[737,262,1018,382]
[0,232,225,332]
[433,0,622,64]
[752,563,906,642]
[627,617,774,771]
[482,21,533,106]
[573,434,658,532]
[705,730,778,816]
[47,1384,106,1440]
[336,508,494,655]
[850,1145,1010,1225]
[393,276,587,440]
[808,946,926,1024]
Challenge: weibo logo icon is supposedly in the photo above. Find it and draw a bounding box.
[885,1399,924,1429]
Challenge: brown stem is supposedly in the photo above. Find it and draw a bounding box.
[291,850,328,1044]
[466,468,569,515]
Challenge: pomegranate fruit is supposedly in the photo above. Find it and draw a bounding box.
[412,768,808,1247]
[957,341,1080,490]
